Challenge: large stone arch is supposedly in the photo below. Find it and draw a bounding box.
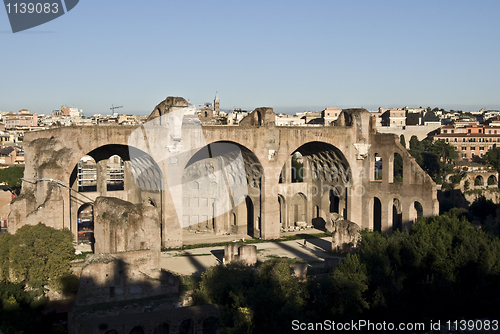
[11,100,439,247]
[68,144,163,243]
[277,141,353,228]
[181,141,264,237]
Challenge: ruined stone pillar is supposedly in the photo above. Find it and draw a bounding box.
[96,159,108,196]
[387,154,394,184]
[402,199,412,230]
[260,171,280,240]
[302,156,311,182]
[161,162,183,248]
[123,160,141,203]
[403,155,411,185]
[70,179,79,242]
[284,155,292,183]
[381,199,392,234]
[382,152,390,184]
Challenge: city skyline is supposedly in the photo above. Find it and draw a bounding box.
[2,1,500,115]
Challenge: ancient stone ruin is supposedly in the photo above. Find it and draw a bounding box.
[327,213,361,253]
[223,243,257,266]
[10,96,439,249]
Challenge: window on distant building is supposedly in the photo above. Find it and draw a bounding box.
[480,147,484,150]
[443,130,447,133]
[462,153,467,158]
[462,147,466,150]
[468,129,471,133]
[452,130,454,133]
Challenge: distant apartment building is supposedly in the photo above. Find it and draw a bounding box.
[4,109,38,129]
[322,107,341,125]
[0,147,24,165]
[303,111,322,124]
[431,124,500,160]
[226,109,249,125]
[380,107,406,126]
[61,106,83,118]
[275,113,305,126]
[371,110,383,127]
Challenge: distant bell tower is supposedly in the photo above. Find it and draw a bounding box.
[214,92,220,117]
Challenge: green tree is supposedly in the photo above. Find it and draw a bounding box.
[291,154,303,183]
[400,135,406,148]
[409,135,423,151]
[194,260,308,334]
[393,154,403,182]
[0,166,24,194]
[407,137,458,183]
[0,223,74,291]
[469,196,498,222]
[341,216,500,322]
[485,147,500,171]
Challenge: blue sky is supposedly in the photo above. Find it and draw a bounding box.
[1,0,500,116]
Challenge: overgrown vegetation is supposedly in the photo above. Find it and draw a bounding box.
[0,223,74,292]
[408,135,458,184]
[192,214,500,332]
[0,223,77,333]
[291,153,303,183]
[0,166,24,194]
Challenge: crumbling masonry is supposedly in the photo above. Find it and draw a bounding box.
[9,97,439,248]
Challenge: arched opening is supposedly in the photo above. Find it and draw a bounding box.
[374,153,382,181]
[488,175,497,186]
[252,110,262,126]
[107,155,124,191]
[393,153,403,183]
[291,193,307,226]
[246,196,254,236]
[179,319,195,334]
[77,155,97,192]
[291,152,304,183]
[182,141,262,238]
[412,201,423,223]
[203,317,219,334]
[69,144,163,243]
[77,203,94,246]
[475,175,484,186]
[329,189,340,214]
[373,197,382,232]
[278,195,286,228]
[129,326,145,334]
[392,198,402,231]
[279,141,352,228]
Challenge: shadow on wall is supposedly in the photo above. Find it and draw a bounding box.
[437,189,470,214]
[69,253,221,334]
